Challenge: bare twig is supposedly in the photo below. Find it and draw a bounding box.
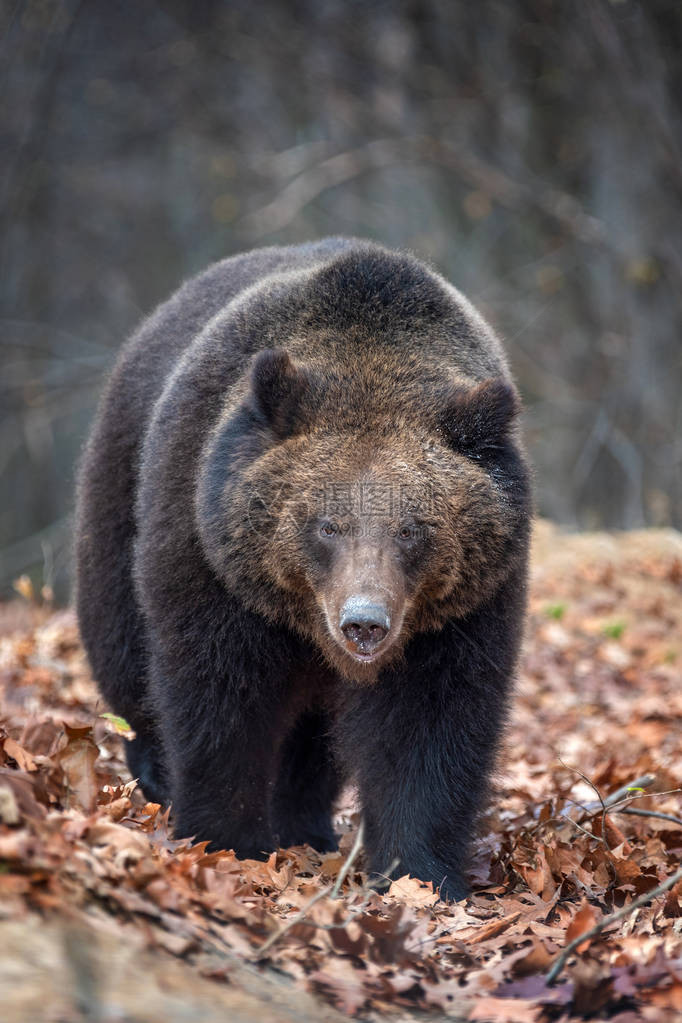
[367,859,403,890]
[530,771,664,900]
[530,774,661,839]
[559,771,656,824]
[600,786,682,816]
[546,865,682,986]
[240,140,405,236]
[568,818,602,842]
[253,822,365,958]
[240,135,614,253]
[617,807,682,828]
[253,886,332,959]
[593,774,656,812]
[558,757,610,849]
[331,820,365,898]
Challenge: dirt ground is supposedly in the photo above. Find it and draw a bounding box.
[1,520,681,1022]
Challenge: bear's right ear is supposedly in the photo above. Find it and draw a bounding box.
[439,378,521,457]
[250,348,311,439]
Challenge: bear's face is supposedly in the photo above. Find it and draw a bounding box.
[197,349,530,682]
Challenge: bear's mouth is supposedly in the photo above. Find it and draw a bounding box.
[337,633,397,671]
[347,646,383,664]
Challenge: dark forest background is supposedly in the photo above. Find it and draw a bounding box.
[2,0,681,600]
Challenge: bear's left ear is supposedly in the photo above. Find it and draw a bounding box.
[250,348,312,438]
[439,378,521,456]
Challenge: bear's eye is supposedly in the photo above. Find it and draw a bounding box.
[398,525,414,541]
[320,521,337,537]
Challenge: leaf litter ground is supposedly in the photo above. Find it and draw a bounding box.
[1,521,681,1022]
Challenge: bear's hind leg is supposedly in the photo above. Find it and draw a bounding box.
[271,711,342,853]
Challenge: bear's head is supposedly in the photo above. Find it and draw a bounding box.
[197,342,530,683]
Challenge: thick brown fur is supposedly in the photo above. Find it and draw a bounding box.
[75,238,531,900]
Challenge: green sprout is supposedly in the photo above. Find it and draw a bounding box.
[100,712,132,734]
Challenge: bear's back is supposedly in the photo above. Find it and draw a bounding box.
[107,237,508,442]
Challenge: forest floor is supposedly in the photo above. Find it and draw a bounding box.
[1,520,681,1023]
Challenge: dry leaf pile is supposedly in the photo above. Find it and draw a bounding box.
[1,521,681,1022]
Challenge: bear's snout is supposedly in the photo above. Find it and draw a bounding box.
[339,598,390,659]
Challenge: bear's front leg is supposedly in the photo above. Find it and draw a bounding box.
[154,682,276,856]
[335,597,520,901]
[144,609,304,859]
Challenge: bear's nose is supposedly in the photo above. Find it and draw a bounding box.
[339,598,390,655]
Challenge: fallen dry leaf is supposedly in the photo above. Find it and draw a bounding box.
[387,874,439,908]
[3,736,36,772]
[469,995,541,1022]
[54,723,100,812]
[565,900,600,952]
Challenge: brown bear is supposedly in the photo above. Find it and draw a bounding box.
[75,238,531,900]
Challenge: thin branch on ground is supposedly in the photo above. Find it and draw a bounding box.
[559,771,658,829]
[331,820,365,898]
[616,807,682,828]
[600,786,682,816]
[529,774,665,840]
[253,886,332,960]
[253,822,365,958]
[546,865,682,986]
[592,775,656,812]
[558,757,611,849]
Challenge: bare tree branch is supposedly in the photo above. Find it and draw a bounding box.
[547,864,682,985]
[617,808,682,829]
[240,136,614,253]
